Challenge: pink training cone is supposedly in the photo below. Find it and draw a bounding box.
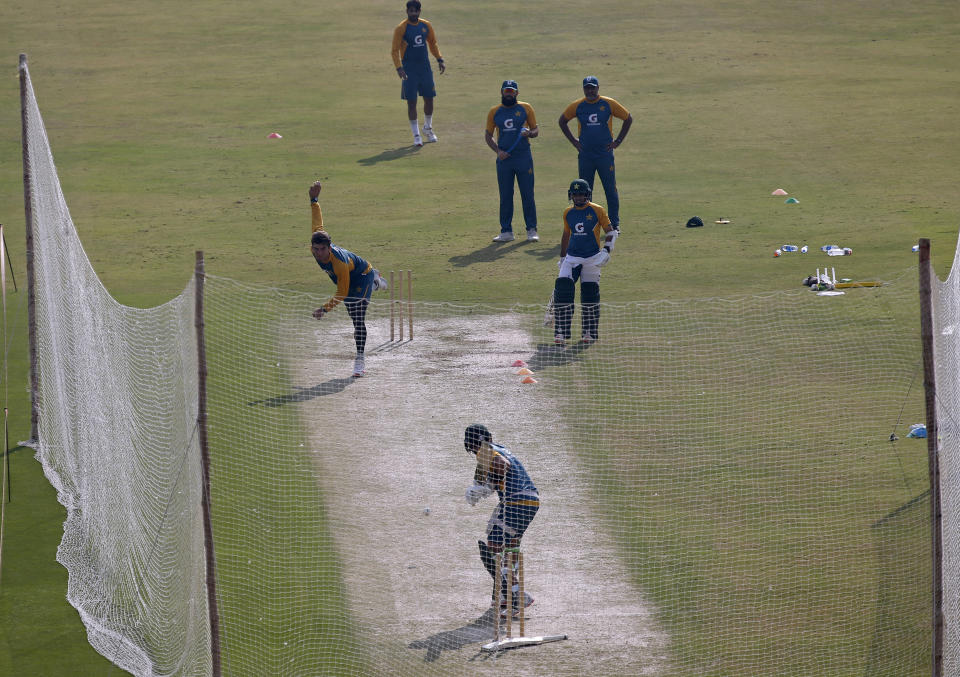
[516,368,534,376]
[771,188,788,196]
[521,376,537,384]
[268,132,283,139]
[511,359,527,367]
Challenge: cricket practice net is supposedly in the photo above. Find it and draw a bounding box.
[21,59,211,676]
[24,57,939,676]
[931,237,960,676]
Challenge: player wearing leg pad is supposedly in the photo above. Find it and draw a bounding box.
[553,276,576,341]
[478,540,498,581]
[581,281,600,341]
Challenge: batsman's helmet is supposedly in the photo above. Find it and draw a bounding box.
[464,423,492,454]
[685,216,704,228]
[568,179,592,202]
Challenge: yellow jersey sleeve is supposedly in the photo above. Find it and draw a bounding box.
[521,103,538,129]
[605,97,630,120]
[422,20,442,60]
[485,105,499,135]
[323,256,354,312]
[311,202,324,233]
[561,99,581,121]
[391,22,407,68]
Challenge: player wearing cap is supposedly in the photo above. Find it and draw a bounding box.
[392,0,445,147]
[558,76,632,230]
[463,424,538,615]
[552,179,617,346]
[484,80,540,243]
[308,182,388,378]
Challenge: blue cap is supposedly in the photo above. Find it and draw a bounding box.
[582,76,599,88]
[501,80,519,92]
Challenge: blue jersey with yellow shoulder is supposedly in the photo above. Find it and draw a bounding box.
[316,246,373,311]
[475,442,539,506]
[561,96,630,153]
[486,102,537,155]
[563,202,612,258]
[392,18,442,68]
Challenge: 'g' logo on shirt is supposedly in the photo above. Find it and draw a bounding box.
[414,35,424,46]
[574,222,586,233]
[587,113,599,124]
[504,118,515,130]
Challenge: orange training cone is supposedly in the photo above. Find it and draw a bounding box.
[516,368,534,375]
[521,376,537,384]
[268,132,283,139]
[511,359,527,367]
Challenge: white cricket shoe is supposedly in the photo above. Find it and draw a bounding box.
[526,229,539,242]
[423,127,438,143]
[372,269,388,291]
[413,133,423,147]
[492,231,515,242]
[554,334,566,347]
[352,357,366,378]
[581,333,596,344]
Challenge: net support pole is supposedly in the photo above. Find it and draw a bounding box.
[194,251,222,677]
[19,54,38,443]
[918,237,943,677]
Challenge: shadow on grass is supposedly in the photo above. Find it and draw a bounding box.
[526,341,592,371]
[356,145,421,166]
[407,608,496,663]
[449,241,527,267]
[524,243,562,261]
[866,489,931,676]
[247,377,355,407]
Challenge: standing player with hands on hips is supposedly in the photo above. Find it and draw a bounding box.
[558,76,632,231]
[463,424,538,617]
[553,179,617,346]
[392,0,445,147]
[484,79,540,243]
[308,182,388,378]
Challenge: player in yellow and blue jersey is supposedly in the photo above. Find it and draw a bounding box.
[463,424,538,615]
[484,80,540,243]
[308,182,388,377]
[553,179,618,346]
[391,0,445,147]
[559,76,633,230]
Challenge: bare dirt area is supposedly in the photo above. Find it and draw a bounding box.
[291,312,670,675]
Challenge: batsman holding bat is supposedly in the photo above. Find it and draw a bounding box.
[553,179,617,346]
[308,182,388,378]
[463,424,539,616]
[484,79,540,243]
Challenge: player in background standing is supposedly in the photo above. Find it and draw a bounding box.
[309,182,388,377]
[484,79,540,243]
[392,0,445,147]
[463,424,538,616]
[558,76,632,230]
[553,179,617,346]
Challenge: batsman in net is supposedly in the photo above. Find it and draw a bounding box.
[309,181,388,378]
[463,424,538,617]
[553,179,617,346]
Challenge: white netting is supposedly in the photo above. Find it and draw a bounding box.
[25,56,935,675]
[933,240,960,675]
[22,61,211,676]
[202,276,929,676]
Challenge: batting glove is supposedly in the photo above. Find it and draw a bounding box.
[595,250,611,267]
[312,307,328,320]
[465,483,493,506]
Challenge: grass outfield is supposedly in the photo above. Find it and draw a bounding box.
[1,0,958,674]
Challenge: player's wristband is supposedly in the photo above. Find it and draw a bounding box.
[437,58,444,63]
[310,198,318,203]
